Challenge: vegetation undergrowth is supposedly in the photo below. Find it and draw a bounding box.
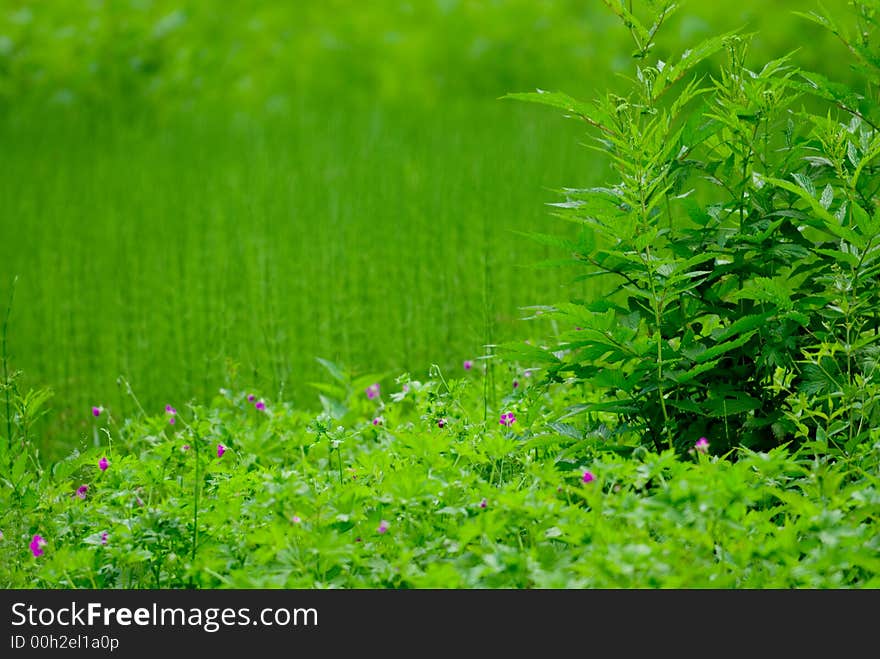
[1,361,877,588]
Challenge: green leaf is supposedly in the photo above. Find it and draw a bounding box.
[715,312,775,343]
[704,394,762,417]
[666,398,704,414]
[791,172,816,198]
[695,331,756,364]
[12,451,28,482]
[819,184,834,210]
[671,358,722,385]
[315,357,348,385]
[765,176,865,247]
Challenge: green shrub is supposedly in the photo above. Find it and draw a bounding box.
[508,0,880,456]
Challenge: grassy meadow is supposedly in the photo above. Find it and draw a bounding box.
[0,102,593,454]
[1,1,878,589]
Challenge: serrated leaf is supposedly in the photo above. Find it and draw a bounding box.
[815,248,860,268]
[847,141,860,169]
[791,172,816,198]
[671,358,724,385]
[695,331,757,364]
[715,312,775,343]
[819,184,834,210]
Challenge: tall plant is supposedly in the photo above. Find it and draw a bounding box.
[507,0,880,455]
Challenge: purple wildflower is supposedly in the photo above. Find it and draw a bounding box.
[100,531,108,546]
[479,498,488,509]
[168,416,176,425]
[165,405,177,415]
[524,370,532,378]
[29,534,47,557]
[463,360,473,371]
[76,485,89,500]
[513,379,520,389]
[582,470,595,484]
[437,418,447,428]
[247,394,255,403]
[217,443,226,458]
[499,412,516,427]
[98,457,109,472]
[372,416,383,426]
[377,520,389,534]
[292,515,302,524]
[255,400,266,412]
[366,383,380,400]
[91,406,102,417]
[181,444,190,452]
[695,437,710,454]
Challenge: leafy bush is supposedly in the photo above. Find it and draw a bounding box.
[508,0,880,456]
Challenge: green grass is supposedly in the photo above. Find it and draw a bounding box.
[0,100,594,455]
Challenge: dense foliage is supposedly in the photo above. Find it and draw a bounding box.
[2,365,878,588]
[509,1,880,456]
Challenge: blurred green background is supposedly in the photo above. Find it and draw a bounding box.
[0,1,854,450]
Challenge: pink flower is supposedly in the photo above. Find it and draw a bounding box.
[247,394,255,403]
[76,485,88,500]
[524,370,532,378]
[181,444,191,452]
[366,383,380,400]
[29,534,47,557]
[165,405,177,415]
[255,400,266,412]
[217,443,226,458]
[91,406,102,417]
[100,531,108,546]
[99,457,109,472]
[168,416,176,425]
[582,470,595,483]
[437,418,447,428]
[479,498,488,509]
[695,437,710,454]
[372,416,383,426]
[377,520,389,534]
[499,412,516,427]
[292,515,302,524]
[463,360,473,371]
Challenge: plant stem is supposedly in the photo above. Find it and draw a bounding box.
[191,426,201,578]
[2,276,18,471]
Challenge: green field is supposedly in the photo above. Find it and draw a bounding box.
[0,102,593,451]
